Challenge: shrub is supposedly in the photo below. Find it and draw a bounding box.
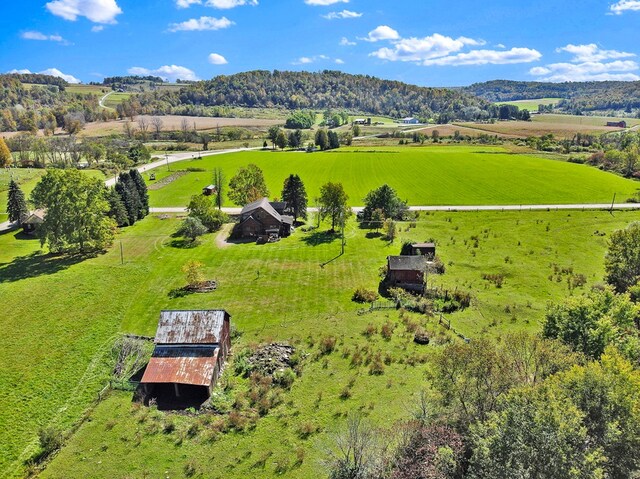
[352,287,379,303]
[37,427,63,461]
[298,421,320,439]
[482,273,505,288]
[319,336,337,355]
[380,321,395,340]
[363,323,378,338]
[273,368,296,389]
[369,353,385,375]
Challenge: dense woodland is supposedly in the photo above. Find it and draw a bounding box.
[464,80,640,115]
[120,70,497,122]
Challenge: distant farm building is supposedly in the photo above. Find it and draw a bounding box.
[411,242,436,258]
[22,209,45,235]
[353,118,367,125]
[237,198,293,240]
[138,310,231,410]
[400,117,420,124]
[202,184,216,196]
[606,121,627,128]
[387,255,427,293]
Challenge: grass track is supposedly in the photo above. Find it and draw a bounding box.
[145,146,640,208]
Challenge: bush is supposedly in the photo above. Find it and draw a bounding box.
[482,273,505,288]
[380,322,394,340]
[273,368,296,389]
[37,427,63,462]
[352,287,379,303]
[319,336,337,355]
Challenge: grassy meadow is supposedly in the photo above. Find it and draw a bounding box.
[496,98,563,110]
[145,146,640,208]
[2,207,640,477]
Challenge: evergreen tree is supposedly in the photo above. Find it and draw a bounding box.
[128,169,149,218]
[281,174,308,221]
[327,130,340,150]
[315,129,328,150]
[212,167,225,210]
[115,172,142,226]
[7,179,28,223]
[106,188,129,227]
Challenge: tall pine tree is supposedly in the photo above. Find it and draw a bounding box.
[281,174,308,221]
[7,179,28,223]
[107,188,129,227]
[115,172,142,226]
[129,169,149,218]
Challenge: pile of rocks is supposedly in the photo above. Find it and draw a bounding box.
[247,343,296,375]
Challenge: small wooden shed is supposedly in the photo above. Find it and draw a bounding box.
[387,255,427,292]
[202,185,216,196]
[411,242,436,258]
[22,209,45,235]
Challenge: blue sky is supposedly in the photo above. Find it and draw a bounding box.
[1,0,639,86]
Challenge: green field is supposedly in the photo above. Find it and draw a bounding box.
[66,85,110,96]
[497,98,563,110]
[0,169,105,214]
[532,113,640,127]
[0,211,640,478]
[145,146,640,208]
[3,207,640,478]
[103,92,132,109]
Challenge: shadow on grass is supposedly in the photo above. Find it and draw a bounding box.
[168,287,194,299]
[167,238,199,249]
[302,230,340,247]
[365,231,383,239]
[0,251,90,283]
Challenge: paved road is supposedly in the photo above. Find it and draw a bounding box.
[104,146,261,187]
[150,203,640,215]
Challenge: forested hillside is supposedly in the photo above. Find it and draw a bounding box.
[124,70,497,121]
[0,74,110,132]
[464,80,640,115]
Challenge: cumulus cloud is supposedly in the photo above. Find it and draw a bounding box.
[46,0,122,24]
[128,65,199,82]
[370,33,484,62]
[168,16,234,31]
[610,0,640,14]
[335,58,345,64]
[531,43,639,81]
[556,43,635,62]
[362,25,399,42]
[340,37,356,46]
[292,54,332,65]
[322,9,361,19]
[305,0,348,5]
[208,53,228,64]
[423,47,542,66]
[91,25,104,32]
[21,31,69,44]
[9,68,81,83]
[176,0,257,6]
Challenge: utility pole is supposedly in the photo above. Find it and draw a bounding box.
[341,212,345,255]
[120,240,124,265]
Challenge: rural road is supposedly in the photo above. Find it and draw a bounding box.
[99,91,114,109]
[150,203,640,215]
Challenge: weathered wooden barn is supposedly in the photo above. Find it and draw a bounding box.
[607,121,627,128]
[138,310,231,409]
[411,242,436,258]
[237,197,294,239]
[387,255,427,292]
[202,184,216,196]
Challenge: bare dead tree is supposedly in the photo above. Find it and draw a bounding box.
[137,116,149,141]
[123,121,137,140]
[151,116,163,140]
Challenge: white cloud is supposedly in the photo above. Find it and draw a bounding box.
[208,53,228,64]
[362,25,399,42]
[176,0,201,7]
[8,67,81,83]
[21,31,69,44]
[322,9,361,19]
[610,0,640,14]
[530,60,639,82]
[46,0,122,24]
[340,37,356,46]
[370,34,484,62]
[531,43,639,81]
[128,65,199,82]
[335,58,345,64]
[91,25,104,32]
[305,0,348,5]
[423,47,542,66]
[168,16,234,31]
[556,43,635,62]
[292,54,332,65]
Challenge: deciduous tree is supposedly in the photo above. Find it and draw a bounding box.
[0,137,12,167]
[228,164,269,205]
[318,182,349,231]
[605,222,640,293]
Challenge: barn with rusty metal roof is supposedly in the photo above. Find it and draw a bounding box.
[138,310,231,410]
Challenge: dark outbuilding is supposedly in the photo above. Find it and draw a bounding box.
[387,255,427,292]
[411,242,436,258]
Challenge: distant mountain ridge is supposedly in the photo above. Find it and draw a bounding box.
[463,80,640,115]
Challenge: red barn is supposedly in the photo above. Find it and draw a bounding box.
[387,256,427,293]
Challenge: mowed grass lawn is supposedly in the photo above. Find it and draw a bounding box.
[2,208,639,477]
[0,169,105,214]
[146,146,640,207]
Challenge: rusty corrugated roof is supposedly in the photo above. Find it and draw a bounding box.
[140,348,220,386]
[155,310,229,345]
[388,255,427,272]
